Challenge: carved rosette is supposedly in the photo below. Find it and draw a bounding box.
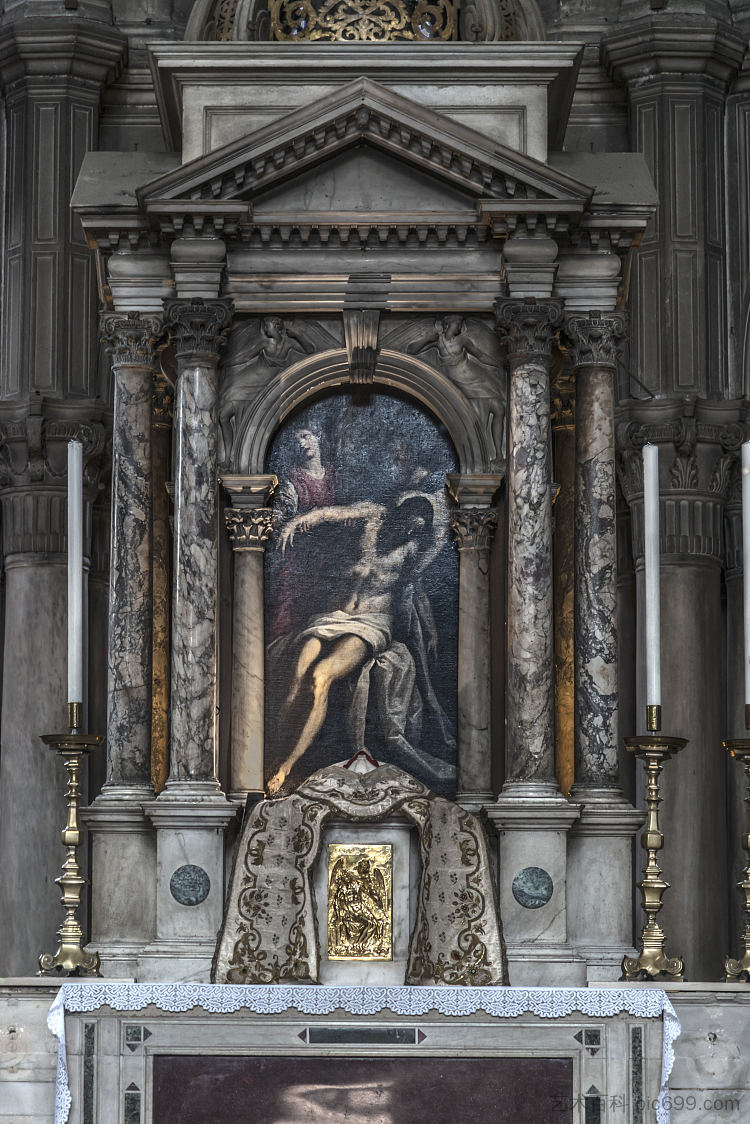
[564,312,626,370]
[496,297,563,358]
[450,507,497,551]
[225,507,275,551]
[163,298,234,362]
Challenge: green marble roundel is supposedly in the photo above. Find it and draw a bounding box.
[511,867,553,909]
[170,864,211,907]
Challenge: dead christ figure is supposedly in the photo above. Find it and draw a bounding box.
[266,495,434,795]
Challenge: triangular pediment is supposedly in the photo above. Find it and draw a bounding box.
[137,77,592,217]
[252,147,477,215]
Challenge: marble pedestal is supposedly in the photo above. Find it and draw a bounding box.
[566,793,645,982]
[487,781,584,985]
[140,788,237,981]
[82,788,156,979]
[313,819,419,986]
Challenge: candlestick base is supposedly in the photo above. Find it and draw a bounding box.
[723,738,750,984]
[38,727,102,978]
[620,733,687,983]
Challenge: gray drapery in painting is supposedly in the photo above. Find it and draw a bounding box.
[212,762,508,985]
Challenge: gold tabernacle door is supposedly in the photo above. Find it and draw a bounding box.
[328,843,393,960]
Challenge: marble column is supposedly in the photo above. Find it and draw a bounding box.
[84,312,164,977]
[0,409,106,976]
[151,375,173,795]
[101,313,162,790]
[618,398,742,979]
[446,474,502,811]
[551,366,575,798]
[141,297,236,983]
[488,295,583,986]
[162,297,232,790]
[564,312,643,981]
[724,465,747,958]
[567,313,624,795]
[498,296,562,786]
[221,473,277,802]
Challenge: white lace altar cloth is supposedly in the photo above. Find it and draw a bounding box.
[48,983,680,1124]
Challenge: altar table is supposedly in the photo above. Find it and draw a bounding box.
[48,983,680,1124]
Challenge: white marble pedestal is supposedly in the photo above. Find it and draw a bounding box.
[140,788,237,981]
[487,782,584,985]
[567,795,645,982]
[82,788,156,979]
[312,818,420,986]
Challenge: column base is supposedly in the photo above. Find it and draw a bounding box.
[143,791,237,980]
[83,786,157,960]
[135,940,220,983]
[504,943,588,986]
[456,789,495,815]
[228,788,265,807]
[566,789,645,982]
[83,942,140,980]
[487,780,580,960]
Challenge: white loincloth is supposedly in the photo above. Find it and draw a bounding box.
[297,610,391,656]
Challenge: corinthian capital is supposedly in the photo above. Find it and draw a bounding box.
[496,298,563,358]
[564,312,627,369]
[225,507,274,551]
[450,507,497,551]
[163,298,233,362]
[100,311,164,367]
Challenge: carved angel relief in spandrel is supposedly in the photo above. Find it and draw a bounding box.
[218,316,341,467]
[384,315,507,468]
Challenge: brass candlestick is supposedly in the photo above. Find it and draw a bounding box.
[38,702,102,977]
[621,706,687,982]
[723,705,750,983]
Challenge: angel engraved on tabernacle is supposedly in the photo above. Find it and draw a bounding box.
[328,853,390,959]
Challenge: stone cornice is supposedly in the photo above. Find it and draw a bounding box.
[138,77,592,216]
[602,18,746,89]
[0,19,126,91]
[148,42,584,154]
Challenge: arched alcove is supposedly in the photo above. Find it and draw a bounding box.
[185,0,546,42]
[260,380,460,797]
[232,348,495,476]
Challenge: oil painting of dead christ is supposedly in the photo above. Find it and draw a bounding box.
[264,392,458,797]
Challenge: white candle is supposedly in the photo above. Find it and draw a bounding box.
[743,441,750,708]
[67,440,83,705]
[643,443,661,708]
